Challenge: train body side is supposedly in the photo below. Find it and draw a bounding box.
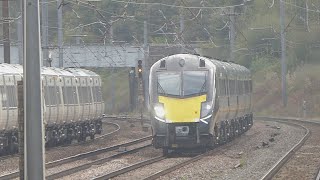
[0,64,105,153]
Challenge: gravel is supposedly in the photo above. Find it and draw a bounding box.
[63,145,162,179]
[157,120,306,180]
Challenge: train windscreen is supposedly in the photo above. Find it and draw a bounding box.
[157,72,181,96]
[183,71,207,96]
[157,71,207,97]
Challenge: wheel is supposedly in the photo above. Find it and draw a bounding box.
[163,148,169,157]
[219,121,226,144]
[90,134,95,140]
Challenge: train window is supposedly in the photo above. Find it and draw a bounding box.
[93,86,103,102]
[238,80,243,95]
[88,87,92,103]
[78,86,90,104]
[183,71,208,96]
[0,86,7,108]
[73,86,78,104]
[44,86,60,105]
[244,80,249,94]
[5,86,17,108]
[229,79,235,95]
[219,79,224,96]
[157,72,181,96]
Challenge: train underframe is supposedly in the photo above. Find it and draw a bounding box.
[152,114,253,155]
[0,119,103,156]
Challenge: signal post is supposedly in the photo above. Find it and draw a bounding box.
[137,60,144,120]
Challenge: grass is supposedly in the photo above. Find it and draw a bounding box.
[88,67,131,114]
[252,62,320,119]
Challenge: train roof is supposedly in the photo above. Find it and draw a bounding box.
[151,54,251,78]
[0,64,99,78]
[0,63,23,76]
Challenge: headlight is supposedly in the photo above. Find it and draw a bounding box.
[201,101,212,118]
[154,103,165,118]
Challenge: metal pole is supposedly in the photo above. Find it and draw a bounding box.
[42,0,49,66]
[109,23,115,112]
[129,67,135,111]
[17,0,23,65]
[24,0,45,178]
[3,0,10,64]
[18,81,24,179]
[57,0,63,67]
[280,0,287,107]
[306,0,310,32]
[143,21,148,107]
[230,7,235,62]
[143,21,148,69]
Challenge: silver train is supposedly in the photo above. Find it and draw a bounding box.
[149,54,253,154]
[0,64,105,154]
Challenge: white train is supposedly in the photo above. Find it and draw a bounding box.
[0,64,105,154]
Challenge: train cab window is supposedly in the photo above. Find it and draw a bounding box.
[157,72,181,96]
[183,71,207,96]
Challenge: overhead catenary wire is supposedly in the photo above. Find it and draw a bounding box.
[109,0,245,9]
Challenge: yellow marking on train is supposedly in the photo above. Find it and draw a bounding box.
[159,95,206,123]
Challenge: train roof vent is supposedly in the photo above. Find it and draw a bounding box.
[199,59,205,67]
[160,60,166,68]
[193,53,200,56]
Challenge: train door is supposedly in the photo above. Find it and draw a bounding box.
[79,77,86,121]
[66,77,75,123]
[88,77,94,120]
[0,75,6,131]
[95,78,104,117]
[57,77,64,124]
[225,72,230,121]
[72,77,80,122]
[4,75,18,130]
[47,76,59,125]
[92,78,99,119]
[43,76,50,124]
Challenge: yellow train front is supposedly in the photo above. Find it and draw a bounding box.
[148,54,253,154]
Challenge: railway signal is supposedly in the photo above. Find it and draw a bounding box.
[138,60,143,78]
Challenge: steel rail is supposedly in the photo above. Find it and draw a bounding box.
[0,135,152,180]
[0,121,120,159]
[93,156,166,180]
[257,117,312,180]
[46,144,151,180]
[316,167,320,180]
[143,152,210,180]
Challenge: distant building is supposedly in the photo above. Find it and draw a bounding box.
[0,44,144,68]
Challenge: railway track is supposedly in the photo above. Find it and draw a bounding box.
[94,117,320,180]
[0,136,152,180]
[258,117,320,180]
[0,120,120,161]
[92,143,234,180]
